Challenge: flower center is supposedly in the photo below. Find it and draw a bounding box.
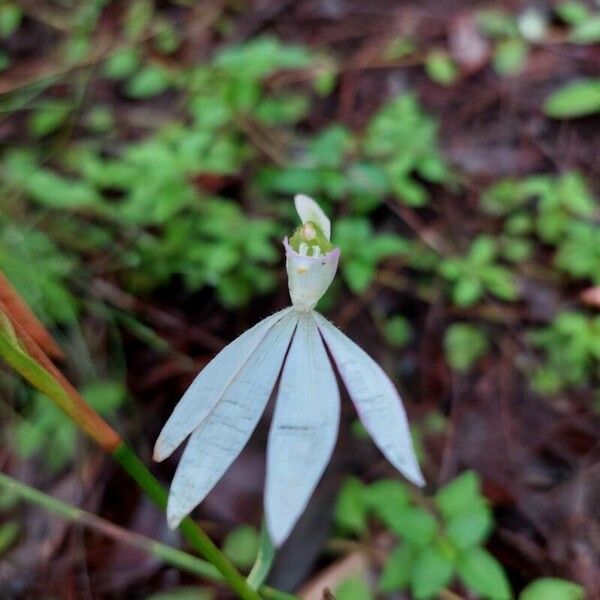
[289,221,333,257]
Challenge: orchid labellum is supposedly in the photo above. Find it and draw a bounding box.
[154,195,424,546]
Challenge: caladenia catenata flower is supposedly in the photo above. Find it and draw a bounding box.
[154,195,424,546]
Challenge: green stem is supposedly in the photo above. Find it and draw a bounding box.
[248,521,276,589]
[0,325,262,599]
[112,443,262,600]
[0,472,295,600]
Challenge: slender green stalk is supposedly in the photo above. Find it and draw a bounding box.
[112,444,262,600]
[0,472,296,600]
[0,323,262,600]
[248,522,276,589]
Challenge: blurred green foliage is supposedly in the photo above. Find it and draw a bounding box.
[335,472,508,599]
[0,5,596,597]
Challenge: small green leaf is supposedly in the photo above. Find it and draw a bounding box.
[0,4,21,38]
[444,323,489,373]
[435,471,482,518]
[366,479,410,526]
[343,259,376,294]
[555,1,589,25]
[335,477,367,535]
[0,521,19,554]
[425,51,458,86]
[384,316,412,348]
[222,525,259,569]
[570,15,600,44]
[544,79,600,118]
[28,101,71,137]
[453,278,483,307]
[493,38,528,76]
[379,544,414,592]
[103,48,141,79]
[385,507,437,547]
[335,576,373,600]
[457,547,512,600]
[519,578,584,600]
[411,546,454,599]
[125,66,171,98]
[445,503,493,548]
[124,0,154,40]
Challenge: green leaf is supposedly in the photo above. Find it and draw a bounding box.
[453,278,483,306]
[103,48,141,79]
[519,578,584,600]
[446,503,493,548]
[366,479,410,526]
[0,521,19,554]
[555,1,590,25]
[543,79,600,118]
[493,38,528,76]
[125,66,171,98]
[0,4,21,38]
[385,506,437,547]
[124,0,154,40]
[457,547,512,599]
[28,101,71,137]
[343,260,376,294]
[425,51,458,86]
[335,576,373,600]
[379,544,414,592]
[444,323,489,373]
[81,380,126,415]
[384,316,412,348]
[435,471,483,518]
[411,546,454,599]
[570,15,600,44]
[335,477,367,535]
[222,525,259,569]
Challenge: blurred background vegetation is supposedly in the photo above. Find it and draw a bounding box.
[0,0,598,598]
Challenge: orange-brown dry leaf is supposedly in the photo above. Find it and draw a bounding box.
[0,271,64,359]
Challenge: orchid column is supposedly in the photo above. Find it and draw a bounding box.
[154,194,424,547]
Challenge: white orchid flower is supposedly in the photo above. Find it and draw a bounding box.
[154,194,424,546]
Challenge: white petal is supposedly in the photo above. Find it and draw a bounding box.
[314,313,425,487]
[154,307,292,462]
[294,194,331,241]
[265,312,340,546]
[167,312,299,528]
[284,238,340,312]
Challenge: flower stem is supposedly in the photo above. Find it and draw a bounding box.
[0,472,296,600]
[112,443,262,600]
[0,305,262,600]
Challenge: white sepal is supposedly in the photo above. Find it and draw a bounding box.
[166,312,299,528]
[265,311,340,546]
[284,238,340,311]
[154,307,292,462]
[314,313,425,487]
[294,194,331,241]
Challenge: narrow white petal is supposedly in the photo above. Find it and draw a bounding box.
[294,194,331,241]
[167,312,299,528]
[314,313,425,487]
[265,312,340,546]
[154,307,292,462]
